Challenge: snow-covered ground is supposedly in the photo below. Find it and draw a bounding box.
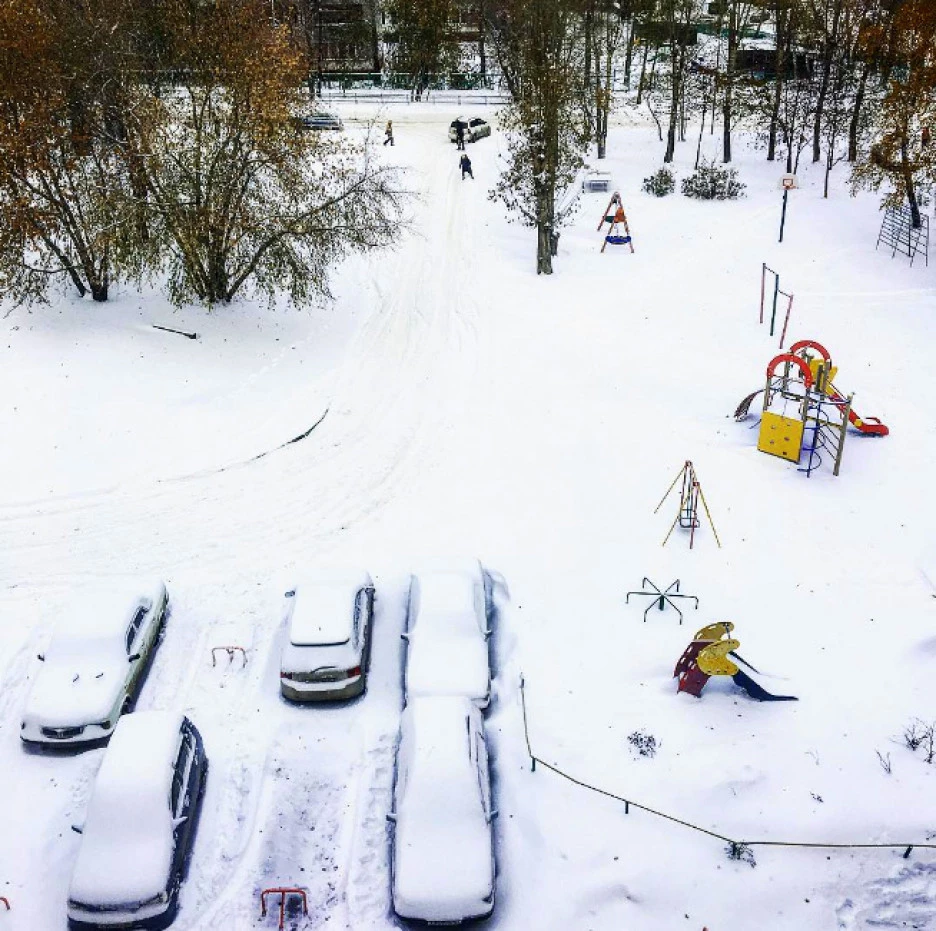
[2,104,936,931]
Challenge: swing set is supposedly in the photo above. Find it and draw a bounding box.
[598,192,635,253]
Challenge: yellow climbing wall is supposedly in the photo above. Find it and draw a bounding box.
[758,411,804,463]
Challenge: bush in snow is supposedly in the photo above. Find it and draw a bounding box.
[642,167,675,197]
[902,719,936,762]
[627,730,659,758]
[725,842,756,867]
[681,159,746,200]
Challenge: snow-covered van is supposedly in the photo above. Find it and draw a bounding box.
[67,711,207,930]
[389,696,496,923]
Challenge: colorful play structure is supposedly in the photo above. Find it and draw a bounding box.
[674,622,797,702]
[654,460,721,548]
[598,192,634,254]
[735,339,888,476]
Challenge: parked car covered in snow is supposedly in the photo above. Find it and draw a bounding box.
[403,566,493,708]
[67,711,208,930]
[389,696,496,923]
[21,582,169,747]
[448,117,492,143]
[280,571,375,701]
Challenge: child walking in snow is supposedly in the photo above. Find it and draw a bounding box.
[459,154,473,180]
[384,121,394,146]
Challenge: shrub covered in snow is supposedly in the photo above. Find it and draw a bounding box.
[642,167,675,197]
[681,160,746,200]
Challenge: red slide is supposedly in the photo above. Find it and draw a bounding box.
[829,388,890,436]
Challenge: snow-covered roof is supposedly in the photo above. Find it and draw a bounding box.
[289,572,370,647]
[51,583,159,650]
[393,697,493,921]
[68,711,183,907]
[406,571,490,705]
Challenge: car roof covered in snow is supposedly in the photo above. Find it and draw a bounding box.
[289,571,370,647]
[405,570,490,704]
[51,581,164,650]
[69,711,183,907]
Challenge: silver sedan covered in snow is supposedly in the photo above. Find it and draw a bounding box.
[21,581,168,747]
[389,696,496,923]
[279,572,375,701]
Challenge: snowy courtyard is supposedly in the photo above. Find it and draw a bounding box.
[2,104,936,931]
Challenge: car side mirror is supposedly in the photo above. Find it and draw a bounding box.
[488,810,499,822]
[386,812,396,822]
[129,653,141,662]
[284,590,295,598]
[400,632,409,641]
[71,824,83,834]
[173,816,188,829]
[37,653,45,662]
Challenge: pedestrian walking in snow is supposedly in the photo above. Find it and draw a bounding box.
[455,122,466,150]
[459,154,473,180]
[384,120,394,146]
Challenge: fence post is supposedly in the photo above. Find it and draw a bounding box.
[760,263,766,324]
[769,274,780,336]
[778,294,794,349]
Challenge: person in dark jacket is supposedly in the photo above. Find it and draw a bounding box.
[384,120,394,146]
[459,154,473,179]
[455,122,466,150]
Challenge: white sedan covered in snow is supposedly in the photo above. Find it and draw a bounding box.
[403,567,493,708]
[21,581,168,747]
[389,696,496,923]
[67,711,208,930]
[279,571,376,701]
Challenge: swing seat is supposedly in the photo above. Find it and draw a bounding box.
[605,235,631,245]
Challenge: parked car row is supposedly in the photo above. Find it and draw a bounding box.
[390,565,498,924]
[18,568,498,929]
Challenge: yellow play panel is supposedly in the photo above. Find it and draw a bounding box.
[758,411,804,462]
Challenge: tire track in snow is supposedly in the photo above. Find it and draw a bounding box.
[0,125,482,588]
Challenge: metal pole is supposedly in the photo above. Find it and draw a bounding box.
[778,293,794,349]
[779,188,789,242]
[760,263,766,324]
[769,274,780,336]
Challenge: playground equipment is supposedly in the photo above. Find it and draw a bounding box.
[674,622,797,701]
[260,887,308,931]
[759,263,794,348]
[735,340,888,477]
[654,461,721,549]
[598,192,635,254]
[211,645,248,668]
[626,578,699,624]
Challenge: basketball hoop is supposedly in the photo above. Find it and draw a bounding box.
[779,174,798,191]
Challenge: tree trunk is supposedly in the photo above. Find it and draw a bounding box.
[636,42,649,105]
[478,0,486,78]
[812,1,841,164]
[723,4,737,163]
[767,1,785,161]
[847,63,867,162]
[624,14,637,85]
[901,138,921,229]
[664,45,680,162]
